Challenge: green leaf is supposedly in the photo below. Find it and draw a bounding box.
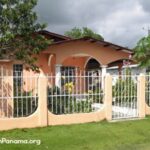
[0,0,51,71]
[65,27,104,40]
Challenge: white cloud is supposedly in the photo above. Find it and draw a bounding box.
[36,0,150,48]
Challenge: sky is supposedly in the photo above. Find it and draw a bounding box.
[35,0,150,48]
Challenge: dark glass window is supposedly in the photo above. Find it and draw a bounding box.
[61,66,76,86]
[13,64,23,88]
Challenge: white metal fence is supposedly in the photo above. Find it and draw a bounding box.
[112,75,138,120]
[13,75,38,117]
[0,70,39,118]
[0,67,150,121]
[47,70,104,114]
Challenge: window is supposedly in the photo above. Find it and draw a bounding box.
[13,64,23,89]
[61,66,76,86]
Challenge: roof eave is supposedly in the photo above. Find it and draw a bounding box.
[45,37,133,54]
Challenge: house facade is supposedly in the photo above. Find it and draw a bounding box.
[0,31,139,79]
[0,30,150,130]
[0,30,145,97]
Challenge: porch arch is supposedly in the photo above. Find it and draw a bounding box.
[59,52,103,67]
[84,57,101,70]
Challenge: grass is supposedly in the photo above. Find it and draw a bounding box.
[1,118,150,150]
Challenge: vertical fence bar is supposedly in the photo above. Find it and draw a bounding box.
[1,67,4,117]
[6,70,8,117]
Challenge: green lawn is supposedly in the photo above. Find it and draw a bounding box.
[1,118,150,150]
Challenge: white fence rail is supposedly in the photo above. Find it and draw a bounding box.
[13,75,38,117]
[112,75,138,120]
[47,70,104,114]
[0,68,150,121]
[0,74,39,118]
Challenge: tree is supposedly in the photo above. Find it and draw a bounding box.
[134,35,150,67]
[0,0,51,71]
[65,27,104,40]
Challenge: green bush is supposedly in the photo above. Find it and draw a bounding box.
[47,86,103,115]
[90,89,103,103]
[13,86,38,117]
[113,69,137,103]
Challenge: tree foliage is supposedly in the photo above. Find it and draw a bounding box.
[0,0,51,71]
[65,27,104,40]
[134,35,150,67]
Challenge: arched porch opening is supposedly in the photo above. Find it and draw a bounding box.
[54,54,109,91]
[61,55,103,72]
[85,58,101,71]
[48,54,105,114]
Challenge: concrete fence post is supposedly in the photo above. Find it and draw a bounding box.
[137,74,146,118]
[38,74,48,127]
[104,73,112,121]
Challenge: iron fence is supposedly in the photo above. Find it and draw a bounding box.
[112,75,138,119]
[0,67,147,120]
[47,70,104,114]
[0,69,39,118]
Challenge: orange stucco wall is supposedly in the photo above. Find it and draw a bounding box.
[0,62,13,117]
[43,40,131,65]
[62,56,89,70]
[0,40,132,78]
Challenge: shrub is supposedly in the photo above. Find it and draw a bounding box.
[47,86,103,115]
[113,69,137,103]
[13,91,38,117]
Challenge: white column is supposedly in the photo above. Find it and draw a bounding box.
[55,64,62,88]
[101,65,107,89]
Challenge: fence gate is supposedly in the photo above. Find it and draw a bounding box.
[112,75,139,120]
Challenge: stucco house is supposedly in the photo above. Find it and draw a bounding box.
[0,30,146,119]
[0,30,145,90]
